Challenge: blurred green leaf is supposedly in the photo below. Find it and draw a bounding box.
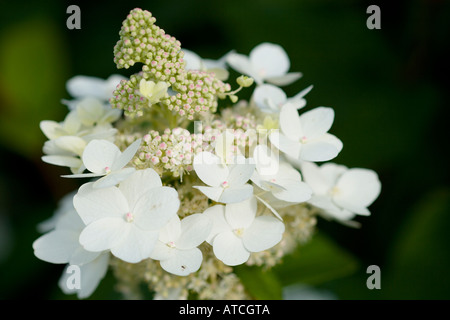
[0,18,68,158]
[384,188,450,299]
[234,265,283,300]
[273,232,359,286]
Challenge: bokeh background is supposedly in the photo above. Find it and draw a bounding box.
[0,0,449,299]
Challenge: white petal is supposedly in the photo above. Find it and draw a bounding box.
[82,139,121,174]
[104,74,127,99]
[214,131,236,164]
[333,168,381,213]
[54,136,87,156]
[110,225,159,263]
[100,108,122,124]
[79,217,128,252]
[82,127,117,142]
[299,107,334,140]
[62,172,104,178]
[62,111,83,135]
[219,184,254,204]
[40,120,61,140]
[118,168,162,207]
[111,138,142,171]
[273,180,312,203]
[252,84,287,113]
[193,152,229,187]
[202,205,230,243]
[227,159,255,186]
[67,75,107,99]
[69,247,101,266]
[133,187,180,230]
[265,72,303,86]
[225,197,257,230]
[33,230,79,264]
[301,162,339,195]
[73,183,129,225]
[182,49,203,70]
[269,131,301,160]
[253,144,280,176]
[42,155,82,169]
[208,68,229,81]
[268,162,312,202]
[160,248,203,276]
[150,241,175,261]
[193,186,224,202]
[226,53,257,80]
[92,167,136,189]
[250,42,290,79]
[177,213,212,250]
[292,84,314,100]
[254,194,283,220]
[76,98,105,126]
[212,231,250,266]
[300,134,343,162]
[243,216,285,252]
[158,215,181,245]
[279,103,302,140]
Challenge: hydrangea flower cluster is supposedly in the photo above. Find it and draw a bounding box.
[33,8,381,299]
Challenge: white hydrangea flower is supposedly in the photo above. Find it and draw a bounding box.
[183,48,232,81]
[41,98,119,173]
[193,151,255,204]
[226,42,302,86]
[252,83,313,114]
[150,213,212,276]
[251,144,312,204]
[269,104,343,162]
[62,138,141,189]
[73,168,180,263]
[33,203,109,299]
[33,203,103,266]
[301,162,381,221]
[203,197,285,266]
[75,97,122,127]
[66,74,127,102]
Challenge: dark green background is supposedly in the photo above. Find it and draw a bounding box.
[0,0,449,299]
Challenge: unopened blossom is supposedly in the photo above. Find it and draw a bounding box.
[73,168,180,263]
[193,151,255,204]
[301,162,381,221]
[203,197,285,266]
[270,104,343,162]
[150,213,212,276]
[227,42,302,86]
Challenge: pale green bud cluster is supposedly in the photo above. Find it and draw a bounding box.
[110,8,232,120]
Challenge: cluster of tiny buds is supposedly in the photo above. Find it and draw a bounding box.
[136,127,215,178]
[111,8,232,120]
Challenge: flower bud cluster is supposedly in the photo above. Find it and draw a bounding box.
[110,8,232,120]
